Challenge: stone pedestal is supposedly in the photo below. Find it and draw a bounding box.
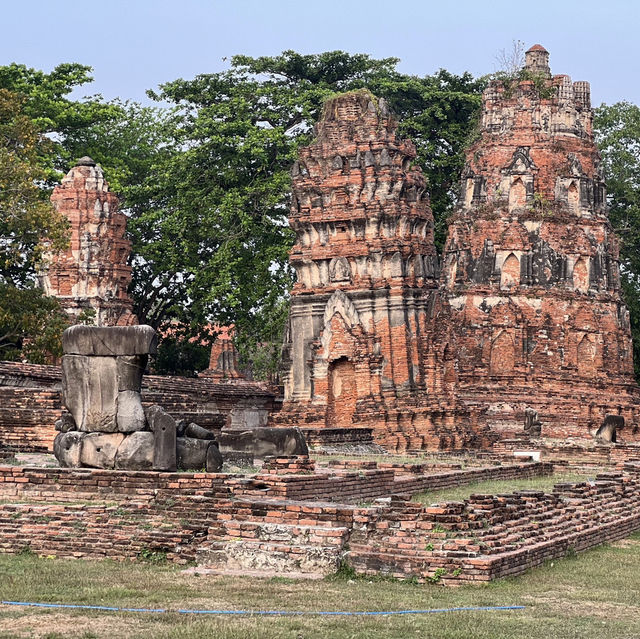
[61,325,156,435]
[54,325,229,471]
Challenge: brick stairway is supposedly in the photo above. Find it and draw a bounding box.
[196,498,353,578]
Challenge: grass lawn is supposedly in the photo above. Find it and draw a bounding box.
[1,532,639,638]
[412,472,591,504]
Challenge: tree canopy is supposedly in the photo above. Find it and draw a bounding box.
[0,87,70,288]
[595,101,640,378]
[130,51,484,374]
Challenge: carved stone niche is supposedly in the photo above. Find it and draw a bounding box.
[329,257,351,283]
[500,147,537,212]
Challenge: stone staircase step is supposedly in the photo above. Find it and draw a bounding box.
[197,540,343,578]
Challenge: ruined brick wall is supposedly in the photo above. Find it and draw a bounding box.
[40,157,137,326]
[248,459,551,502]
[0,459,551,506]
[493,438,640,469]
[347,466,640,583]
[0,467,232,563]
[434,45,640,442]
[0,388,61,452]
[0,363,63,451]
[0,361,279,452]
[3,462,638,583]
[276,90,482,451]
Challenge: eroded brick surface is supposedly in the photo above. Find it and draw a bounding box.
[275,91,484,451]
[2,461,640,583]
[278,49,640,449]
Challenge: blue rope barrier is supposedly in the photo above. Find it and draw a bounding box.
[1,601,524,616]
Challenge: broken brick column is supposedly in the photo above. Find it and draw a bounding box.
[40,156,137,326]
[200,326,244,380]
[437,45,640,442]
[275,90,444,451]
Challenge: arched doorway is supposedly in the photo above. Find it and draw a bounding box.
[500,253,520,289]
[327,357,357,428]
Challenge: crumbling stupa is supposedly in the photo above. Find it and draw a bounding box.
[40,157,137,326]
[276,90,485,450]
[437,45,640,441]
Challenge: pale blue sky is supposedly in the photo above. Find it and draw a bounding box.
[2,0,639,106]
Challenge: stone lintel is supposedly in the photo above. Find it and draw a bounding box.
[63,325,158,356]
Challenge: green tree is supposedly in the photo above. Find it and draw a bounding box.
[594,101,640,379]
[0,88,69,286]
[0,63,120,182]
[0,284,69,362]
[0,88,71,362]
[152,335,211,377]
[0,63,181,361]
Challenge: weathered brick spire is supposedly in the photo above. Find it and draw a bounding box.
[200,326,244,379]
[41,157,137,326]
[276,90,453,450]
[438,46,639,441]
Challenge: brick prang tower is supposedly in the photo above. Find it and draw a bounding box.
[277,90,484,450]
[438,45,639,440]
[41,157,137,327]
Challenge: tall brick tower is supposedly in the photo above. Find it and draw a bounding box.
[40,157,137,326]
[438,45,640,441]
[276,90,480,450]
[278,91,438,448]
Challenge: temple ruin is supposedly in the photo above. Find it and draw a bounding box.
[275,90,484,451]
[23,46,640,452]
[278,46,640,449]
[436,44,640,442]
[2,45,640,589]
